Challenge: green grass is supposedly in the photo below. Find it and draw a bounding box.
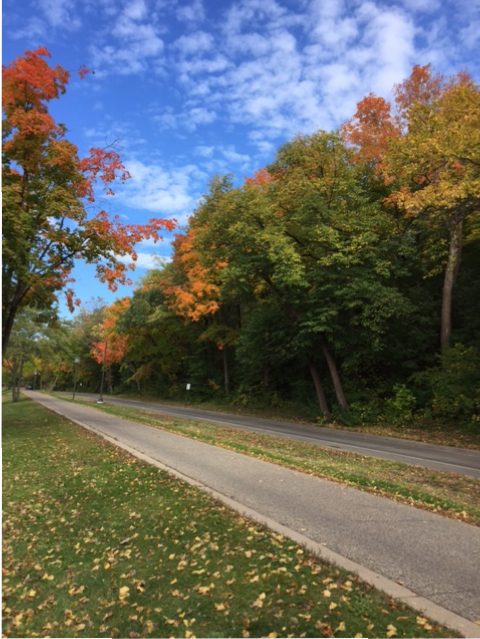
[3,398,456,638]
[72,399,480,527]
[110,391,480,450]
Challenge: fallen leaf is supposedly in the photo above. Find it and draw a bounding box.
[119,586,130,601]
[252,592,266,608]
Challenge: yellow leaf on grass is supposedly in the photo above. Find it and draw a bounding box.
[252,592,266,608]
[322,589,331,597]
[416,616,432,629]
[119,586,130,600]
[13,613,23,627]
[386,624,397,637]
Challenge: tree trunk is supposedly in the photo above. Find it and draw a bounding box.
[2,280,29,354]
[320,337,349,410]
[222,348,230,394]
[308,361,331,420]
[107,365,113,394]
[3,303,18,355]
[11,358,19,403]
[441,215,464,353]
[11,354,24,402]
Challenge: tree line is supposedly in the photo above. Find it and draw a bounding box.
[3,50,479,427]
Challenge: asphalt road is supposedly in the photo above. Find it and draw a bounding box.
[26,391,480,624]
[72,392,480,478]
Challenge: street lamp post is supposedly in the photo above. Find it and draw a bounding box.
[72,357,81,400]
[97,339,108,404]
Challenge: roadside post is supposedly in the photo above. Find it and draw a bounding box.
[72,357,80,400]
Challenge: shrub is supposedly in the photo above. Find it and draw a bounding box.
[385,383,417,425]
[416,344,480,424]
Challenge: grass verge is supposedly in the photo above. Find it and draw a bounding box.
[73,399,480,527]
[3,397,457,638]
[111,392,480,450]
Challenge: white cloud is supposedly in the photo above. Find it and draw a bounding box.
[152,105,218,131]
[9,16,47,39]
[118,251,170,270]
[123,0,147,20]
[195,145,215,158]
[398,0,440,12]
[173,30,214,54]
[37,0,81,28]
[355,3,416,94]
[177,54,231,76]
[89,1,164,75]
[120,159,202,223]
[176,0,205,24]
[165,0,424,140]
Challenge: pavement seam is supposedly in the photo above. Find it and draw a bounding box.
[35,396,480,638]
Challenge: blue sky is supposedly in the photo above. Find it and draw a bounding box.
[4,0,480,316]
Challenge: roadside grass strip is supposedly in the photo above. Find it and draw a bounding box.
[3,398,456,638]
[112,394,480,450]
[77,400,480,527]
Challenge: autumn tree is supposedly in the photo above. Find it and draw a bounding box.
[169,135,408,418]
[2,47,174,352]
[161,177,237,393]
[113,269,204,394]
[89,298,131,394]
[343,65,480,352]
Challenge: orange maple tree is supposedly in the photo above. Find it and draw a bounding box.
[90,298,130,367]
[341,94,400,169]
[162,227,225,322]
[2,47,175,352]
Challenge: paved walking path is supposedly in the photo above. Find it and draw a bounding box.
[26,391,480,631]
[72,392,480,478]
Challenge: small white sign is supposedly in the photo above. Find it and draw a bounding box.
[186,383,191,390]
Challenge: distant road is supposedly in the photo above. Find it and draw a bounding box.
[70,393,480,478]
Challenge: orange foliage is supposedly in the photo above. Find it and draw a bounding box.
[77,64,92,80]
[163,228,225,322]
[342,65,447,171]
[341,94,400,168]
[245,168,273,188]
[394,64,442,119]
[90,298,130,365]
[85,213,176,292]
[3,47,177,314]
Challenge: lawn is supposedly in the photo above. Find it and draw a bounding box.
[2,397,456,638]
[71,399,480,527]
